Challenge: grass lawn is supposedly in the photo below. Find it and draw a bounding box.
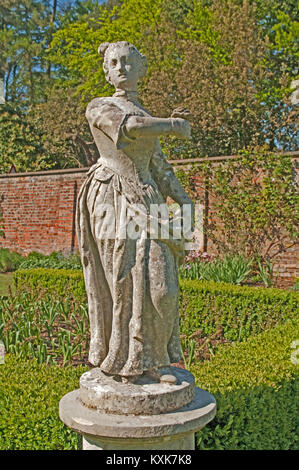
[0,273,14,296]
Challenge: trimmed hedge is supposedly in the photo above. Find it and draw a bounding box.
[13,269,299,343]
[179,279,299,341]
[0,355,89,450]
[193,318,299,450]
[0,320,297,450]
[13,269,87,302]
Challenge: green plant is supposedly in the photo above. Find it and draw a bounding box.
[18,251,82,270]
[179,254,253,285]
[1,319,297,450]
[0,292,89,366]
[196,150,298,262]
[0,250,82,274]
[257,258,279,288]
[13,268,86,303]
[192,318,299,450]
[0,249,24,272]
[0,354,89,449]
[181,337,197,369]
[179,279,299,344]
[12,269,299,362]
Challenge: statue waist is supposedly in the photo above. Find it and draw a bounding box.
[88,159,152,186]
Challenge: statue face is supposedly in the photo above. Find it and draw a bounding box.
[107,47,139,90]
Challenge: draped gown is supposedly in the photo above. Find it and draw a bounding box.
[76,94,182,377]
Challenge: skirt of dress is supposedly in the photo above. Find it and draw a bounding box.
[76,162,182,376]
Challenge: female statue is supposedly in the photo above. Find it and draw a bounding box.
[76,41,193,384]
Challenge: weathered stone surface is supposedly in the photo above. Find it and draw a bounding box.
[79,366,195,415]
[76,41,193,380]
[59,40,217,450]
[82,432,196,450]
[59,386,216,449]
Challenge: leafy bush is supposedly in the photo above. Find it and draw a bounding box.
[290,278,299,292]
[0,250,82,273]
[0,354,88,450]
[0,321,297,450]
[195,150,298,263]
[0,249,24,272]
[13,269,86,302]
[179,253,253,285]
[192,319,299,450]
[13,270,299,358]
[18,251,82,270]
[180,279,299,343]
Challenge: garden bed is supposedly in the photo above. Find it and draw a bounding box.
[0,318,297,450]
[3,269,298,366]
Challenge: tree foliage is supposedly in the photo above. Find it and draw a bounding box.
[194,149,299,262]
[0,102,57,172]
[29,87,99,168]
[0,0,53,105]
[0,0,298,171]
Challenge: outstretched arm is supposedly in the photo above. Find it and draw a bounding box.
[125,115,191,140]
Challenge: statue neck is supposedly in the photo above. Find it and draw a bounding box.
[113,88,139,103]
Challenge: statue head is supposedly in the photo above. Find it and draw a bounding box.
[98,41,147,91]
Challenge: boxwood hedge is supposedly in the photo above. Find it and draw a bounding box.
[0,319,297,449]
[14,268,86,302]
[193,318,299,450]
[0,355,88,450]
[13,269,299,343]
[179,279,299,341]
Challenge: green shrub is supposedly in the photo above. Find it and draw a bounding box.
[195,150,298,263]
[291,278,299,291]
[179,254,253,285]
[0,250,82,273]
[1,321,297,450]
[13,270,299,346]
[179,279,299,342]
[0,248,24,272]
[13,268,86,302]
[0,292,89,366]
[0,354,89,450]
[192,318,299,450]
[18,251,82,270]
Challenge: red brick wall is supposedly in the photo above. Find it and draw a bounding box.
[0,168,87,255]
[0,163,297,287]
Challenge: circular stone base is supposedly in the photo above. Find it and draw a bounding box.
[79,366,195,415]
[59,386,216,449]
[82,432,196,450]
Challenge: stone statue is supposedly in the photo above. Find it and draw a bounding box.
[61,41,216,450]
[76,41,193,385]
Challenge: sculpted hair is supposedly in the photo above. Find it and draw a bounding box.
[98,41,147,83]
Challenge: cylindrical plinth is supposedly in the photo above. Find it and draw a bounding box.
[82,432,195,450]
[59,386,216,450]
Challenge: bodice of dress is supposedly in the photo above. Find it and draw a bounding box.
[86,96,157,184]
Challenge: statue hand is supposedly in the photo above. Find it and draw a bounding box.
[171,118,191,140]
[171,107,191,120]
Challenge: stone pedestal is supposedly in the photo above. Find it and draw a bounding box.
[59,366,216,450]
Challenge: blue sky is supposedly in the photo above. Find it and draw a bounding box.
[57,0,106,6]
[52,0,106,14]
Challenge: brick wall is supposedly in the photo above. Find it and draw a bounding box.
[0,160,297,287]
[0,168,87,255]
